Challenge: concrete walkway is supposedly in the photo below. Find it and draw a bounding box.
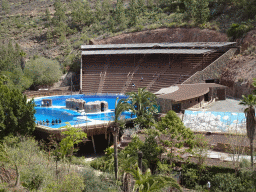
[203,97,246,113]
[189,150,253,163]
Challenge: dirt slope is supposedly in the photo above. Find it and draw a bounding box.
[95,27,228,44]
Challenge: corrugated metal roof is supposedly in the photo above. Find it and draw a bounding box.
[81,42,236,49]
[81,49,212,55]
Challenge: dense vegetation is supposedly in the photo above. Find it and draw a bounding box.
[0,76,36,139]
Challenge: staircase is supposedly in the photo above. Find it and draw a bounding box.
[97,63,109,94]
[120,55,147,94]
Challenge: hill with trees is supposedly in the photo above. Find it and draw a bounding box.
[0,0,255,93]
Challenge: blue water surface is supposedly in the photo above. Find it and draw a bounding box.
[34,94,134,128]
[34,94,128,109]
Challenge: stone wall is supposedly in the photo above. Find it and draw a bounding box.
[66,98,85,110]
[84,101,101,113]
[157,98,173,113]
[182,48,237,84]
[157,95,206,113]
[179,95,205,109]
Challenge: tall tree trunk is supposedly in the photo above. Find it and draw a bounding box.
[14,163,20,187]
[20,57,25,71]
[251,140,254,169]
[113,131,118,180]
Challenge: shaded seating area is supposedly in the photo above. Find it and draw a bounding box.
[80,42,236,94]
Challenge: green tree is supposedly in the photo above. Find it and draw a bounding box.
[126,87,158,129]
[157,110,195,166]
[52,0,70,36]
[139,129,164,173]
[0,143,21,186]
[45,8,51,27]
[115,0,127,30]
[193,134,210,168]
[59,123,87,172]
[0,75,36,138]
[129,0,139,26]
[234,0,256,19]
[192,134,211,184]
[108,16,116,32]
[59,123,87,159]
[24,56,62,88]
[95,0,103,22]
[71,0,93,28]
[125,166,182,192]
[184,0,210,24]
[1,0,10,14]
[0,42,32,91]
[102,0,112,18]
[52,0,67,25]
[137,0,146,14]
[19,50,26,71]
[0,41,22,72]
[239,94,256,169]
[1,69,33,92]
[227,23,253,41]
[110,98,131,180]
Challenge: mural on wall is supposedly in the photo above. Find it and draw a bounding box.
[183,110,246,134]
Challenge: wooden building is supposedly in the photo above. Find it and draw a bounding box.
[156,83,227,113]
[80,42,237,95]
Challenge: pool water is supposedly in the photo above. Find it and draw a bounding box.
[34,94,128,109]
[34,94,134,128]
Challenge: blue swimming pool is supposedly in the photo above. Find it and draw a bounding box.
[34,94,134,128]
[34,94,128,109]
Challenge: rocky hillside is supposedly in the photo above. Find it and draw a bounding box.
[0,0,255,97]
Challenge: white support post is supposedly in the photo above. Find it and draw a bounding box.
[80,54,83,92]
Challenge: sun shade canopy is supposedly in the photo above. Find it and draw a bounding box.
[81,49,213,55]
[157,83,227,102]
[81,42,237,50]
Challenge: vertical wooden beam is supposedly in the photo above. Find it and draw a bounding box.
[91,135,96,154]
[108,133,111,146]
[80,54,83,91]
[138,151,143,171]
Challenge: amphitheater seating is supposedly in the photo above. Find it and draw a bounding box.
[81,56,105,94]
[102,73,127,94]
[81,52,225,94]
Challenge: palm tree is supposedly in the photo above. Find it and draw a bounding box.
[110,98,131,180]
[126,87,158,129]
[239,94,256,169]
[125,166,182,192]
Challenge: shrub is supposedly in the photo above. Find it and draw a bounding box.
[0,69,33,92]
[73,40,84,49]
[24,56,62,87]
[132,25,144,32]
[45,172,85,192]
[0,77,36,138]
[243,45,256,56]
[210,173,242,192]
[181,168,198,189]
[227,23,254,40]
[22,173,44,191]
[82,168,120,192]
